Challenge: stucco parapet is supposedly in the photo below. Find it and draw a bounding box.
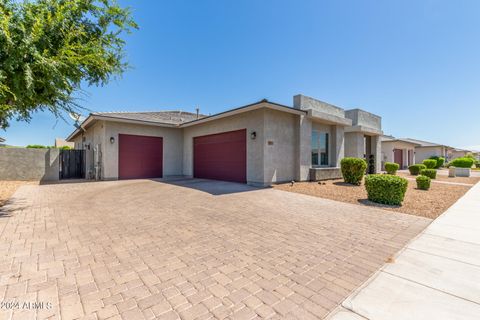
[307,109,352,126]
[344,125,383,136]
[345,108,382,130]
[294,95,345,117]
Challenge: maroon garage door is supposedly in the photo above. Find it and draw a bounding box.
[193,129,246,183]
[119,134,163,179]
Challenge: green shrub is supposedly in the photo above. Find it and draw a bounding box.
[408,164,426,175]
[365,174,408,205]
[26,144,47,148]
[416,175,431,190]
[422,159,437,169]
[340,157,367,185]
[476,160,480,168]
[59,146,72,150]
[384,162,400,175]
[449,157,474,168]
[420,168,437,179]
[429,156,445,168]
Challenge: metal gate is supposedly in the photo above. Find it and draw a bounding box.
[59,149,85,179]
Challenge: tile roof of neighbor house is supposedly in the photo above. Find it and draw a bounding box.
[92,110,206,125]
[380,135,421,146]
[401,138,452,148]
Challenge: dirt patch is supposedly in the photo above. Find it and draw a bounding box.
[274,179,473,219]
[0,180,38,207]
[397,171,480,184]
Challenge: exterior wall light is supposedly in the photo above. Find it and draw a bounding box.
[110,137,115,144]
[250,131,257,140]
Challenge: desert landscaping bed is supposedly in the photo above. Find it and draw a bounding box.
[274,178,473,219]
[397,171,480,184]
[0,180,38,207]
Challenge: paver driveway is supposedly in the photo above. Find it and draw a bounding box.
[0,179,430,320]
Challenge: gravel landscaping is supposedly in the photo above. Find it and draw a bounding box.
[0,180,38,207]
[397,171,480,184]
[274,178,473,219]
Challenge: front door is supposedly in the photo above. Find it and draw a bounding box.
[393,149,403,168]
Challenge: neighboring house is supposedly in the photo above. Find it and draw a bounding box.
[54,138,75,149]
[450,148,471,160]
[66,95,383,186]
[402,138,453,163]
[0,137,5,147]
[380,135,420,169]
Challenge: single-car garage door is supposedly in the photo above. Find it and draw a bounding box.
[119,134,163,179]
[193,129,246,183]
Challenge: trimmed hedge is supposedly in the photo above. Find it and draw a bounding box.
[26,144,47,148]
[408,164,426,175]
[420,168,437,179]
[384,162,400,175]
[340,157,367,185]
[364,174,408,205]
[449,157,474,168]
[422,159,437,169]
[430,156,445,168]
[416,175,431,190]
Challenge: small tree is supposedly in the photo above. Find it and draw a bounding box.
[0,0,138,129]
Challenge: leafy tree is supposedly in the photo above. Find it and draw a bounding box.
[0,0,138,129]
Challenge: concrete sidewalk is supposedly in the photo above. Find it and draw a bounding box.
[328,181,480,320]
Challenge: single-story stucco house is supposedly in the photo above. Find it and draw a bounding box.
[401,138,453,163]
[66,94,382,186]
[380,135,420,169]
[449,148,472,160]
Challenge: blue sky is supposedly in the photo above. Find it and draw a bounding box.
[3,0,480,149]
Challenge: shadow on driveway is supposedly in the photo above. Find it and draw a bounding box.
[149,177,260,195]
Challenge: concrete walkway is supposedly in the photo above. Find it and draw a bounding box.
[328,181,480,320]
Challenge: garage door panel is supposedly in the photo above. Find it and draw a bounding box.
[193,129,246,183]
[119,134,163,179]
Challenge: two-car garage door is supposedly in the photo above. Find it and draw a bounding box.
[193,129,247,183]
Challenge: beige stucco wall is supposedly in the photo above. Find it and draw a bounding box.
[263,109,298,184]
[103,122,183,179]
[345,132,364,159]
[182,109,266,186]
[0,148,59,181]
[450,150,468,160]
[415,146,446,163]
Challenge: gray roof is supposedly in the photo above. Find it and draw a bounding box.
[92,110,205,125]
[380,135,421,145]
[0,137,4,143]
[401,138,450,148]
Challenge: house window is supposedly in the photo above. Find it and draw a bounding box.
[312,130,329,166]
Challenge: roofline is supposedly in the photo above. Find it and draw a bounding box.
[66,99,306,140]
[179,99,306,128]
[66,114,180,141]
[381,139,421,146]
[401,138,453,149]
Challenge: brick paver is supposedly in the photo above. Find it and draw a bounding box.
[0,179,430,319]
